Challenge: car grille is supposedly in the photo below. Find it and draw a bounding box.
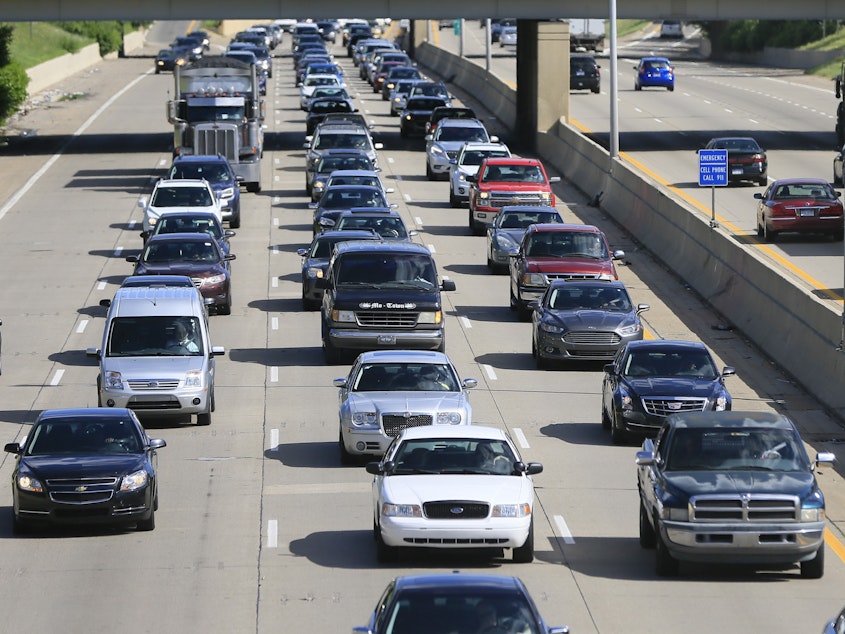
[47,477,118,505]
[190,278,203,289]
[445,150,459,159]
[545,272,603,281]
[403,537,509,545]
[489,191,547,208]
[690,495,800,522]
[423,501,490,519]
[642,396,708,416]
[127,379,181,391]
[382,414,433,436]
[562,331,621,344]
[194,126,238,161]
[356,311,418,327]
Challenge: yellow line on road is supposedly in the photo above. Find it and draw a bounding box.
[826,526,845,564]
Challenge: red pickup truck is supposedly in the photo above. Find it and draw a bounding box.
[468,157,560,235]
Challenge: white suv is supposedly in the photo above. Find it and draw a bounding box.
[138,179,221,233]
[425,118,497,181]
[447,141,511,207]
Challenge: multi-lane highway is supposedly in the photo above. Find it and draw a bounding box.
[0,21,843,633]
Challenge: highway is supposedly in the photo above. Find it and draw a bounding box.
[431,21,845,300]
[0,21,843,633]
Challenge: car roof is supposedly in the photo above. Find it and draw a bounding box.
[623,339,708,353]
[324,184,382,192]
[313,229,379,241]
[171,155,231,165]
[500,204,556,213]
[355,349,451,364]
[461,142,509,151]
[36,408,138,423]
[120,274,195,287]
[547,278,626,291]
[152,210,221,222]
[666,411,794,430]
[145,232,221,244]
[769,177,831,186]
[334,240,430,255]
[640,56,671,62]
[319,149,370,157]
[153,178,211,189]
[393,573,525,592]
[525,223,601,234]
[437,118,485,129]
[482,157,542,166]
[327,169,379,177]
[397,425,509,441]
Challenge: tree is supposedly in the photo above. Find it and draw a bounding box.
[0,23,29,126]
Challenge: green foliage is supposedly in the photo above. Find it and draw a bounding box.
[54,21,123,57]
[0,61,30,125]
[704,19,834,53]
[0,23,13,66]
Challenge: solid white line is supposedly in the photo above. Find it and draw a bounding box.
[270,367,279,382]
[554,514,576,544]
[388,157,395,164]
[270,428,279,452]
[272,246,279,255]
[0,70,151,222]
[271,317,279,330]
[459,316,472,329]
[50,369,65,386]
[76,320,88,334]
[513,428,529,449]
[483,364,497,380]
[267,519,278,548]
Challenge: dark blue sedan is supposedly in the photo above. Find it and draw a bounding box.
[5,408,166,533]
[634,56,674,91]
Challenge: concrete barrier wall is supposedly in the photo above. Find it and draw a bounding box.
[26,43,102,94]
[423,46,845,417]
[123,29,147,54]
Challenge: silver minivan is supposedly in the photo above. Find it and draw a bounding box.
[87,283,224,425]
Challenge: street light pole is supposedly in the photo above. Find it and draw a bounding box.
[609,0,619,160]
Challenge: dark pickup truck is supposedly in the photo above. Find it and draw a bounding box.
[636,411,835,578]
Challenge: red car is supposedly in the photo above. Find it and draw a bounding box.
[754,178,844,242]
[509,223,624,318]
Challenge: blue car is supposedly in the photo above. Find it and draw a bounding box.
[168,155,242,228]
[634,56,674,91]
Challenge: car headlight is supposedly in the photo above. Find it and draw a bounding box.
[200,275,226,285]
[619,388,633,411]
[416,311,442,324]
[430,146,446,158]
[332,309,356,323]
[382,503,422,518]
[494,234,518,250]
[458,172,468,182]
[662,505,689,521]
[17,474,43,493]
[184,370,203,388]
[393,97,401,103]
[521,273,546,286]
[492,503,531,518]
[800,507,825,522]
[436,412,462,425]
[479,192,489,200]
[539,322,565,334]
[404,114,412,121]
[306,267,324,279]
[104,371,124,390]
[597,273,614,281]
[351,412,377,426]
[120,469,149,492]
[541,192,553,202]
[617,323,642,336]
[715,396,728,411]
[219,187,235,200]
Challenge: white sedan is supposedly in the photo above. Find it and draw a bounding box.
[365,425,542,563]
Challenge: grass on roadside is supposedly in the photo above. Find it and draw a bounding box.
[10,22,93,69]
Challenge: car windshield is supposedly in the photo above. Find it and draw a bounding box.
[380,589,541,634]
[321,188,386,209]
[142,239,220,263]
[311,100,353,114]
[168,163,231,184]
[311,87,349,99]
[436,127,488,143]
[329,175,379,188]
[106,316,204,357]
[622,349,719,379]
[154,216,222,239]
[337,215,407,239]
[185,105,245,123]
[643,59,671,71]
[548,286,632,311]
[525,232,608,259]
[460,150,509,166]
[665,427,809,472]
[25,419,143,456]
[407,98,446,111]
[709,139,760,152]
[305,76,339,87]
[482,164,545,183]
[391,439,518,475]
[499,211,560,228]
[151,186,213,208]
[352,362,459,392]
[335,253,435,288]
[314,133,371,150]
[318,155,373,173]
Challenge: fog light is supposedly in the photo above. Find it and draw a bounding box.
[356,442,366,451]
[106,399,115,407]
[192,398,201,405]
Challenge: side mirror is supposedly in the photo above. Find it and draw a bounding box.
[721,366,736,378]
[125,255,139,263]
[753,192,764,200]
[603,363,615,375]
[549,176,561,183]
[441,279,456,291]
[612,250,625,260]
[86,347,101,359]
[636,303,650,314]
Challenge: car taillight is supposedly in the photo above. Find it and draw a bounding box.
[751,153,764,163]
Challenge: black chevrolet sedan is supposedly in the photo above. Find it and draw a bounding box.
[5,408,166,533]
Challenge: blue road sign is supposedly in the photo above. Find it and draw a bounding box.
[699,149,728,187]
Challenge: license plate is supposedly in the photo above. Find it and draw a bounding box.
[575,70,585,76]
[799,209,816,217]
[377,335,396,345]
[731,168,743,175]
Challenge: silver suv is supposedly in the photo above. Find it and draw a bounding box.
[425,119,496,181]
[303,123,383,172]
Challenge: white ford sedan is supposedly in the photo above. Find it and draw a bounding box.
[365,425,542,563]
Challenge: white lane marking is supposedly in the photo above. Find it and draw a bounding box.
[272,277,278,288]
[654,118,663,124]
[271,317,279,330]
[388,157,395,164]
[114,246,124,257]
[749,118,759,124]
[427,244,436,253]
[554,514,576,544]
[128,220,136,230]
[0,70,150,222]
[414,216,423,226]
[270,367,279,382]
[275,157,281,164]
[273,196,281,205]
[76,320,88,334]
[158,158,167,166]
[50,369,65,386]
[97,281,107,290]
[513,427,529,449]
[272,246,279,255]
[403,194,412,202]
[459,316,472,329]
[724,108,733,114]
[483,364,497,380]
[270,428,279,452]
[274,174,280,181]
[273,217,280,226]
[267,519,278,548]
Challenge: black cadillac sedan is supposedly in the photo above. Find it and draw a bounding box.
[5,408,166,533]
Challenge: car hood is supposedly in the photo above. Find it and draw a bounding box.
[493,228,526,243]
[102,355,208,374]
[22,454,149,480]
[381,473,533,503]
[523,257,615,277]
[148,205,220,219]
[347,392,468,413]
[481,182,550,192]
[625,376,721,396]
[547,309,633,330]
[457,165,481,177]
[333,287,442,309]
[135,262,226,276]
[662,470,816,499]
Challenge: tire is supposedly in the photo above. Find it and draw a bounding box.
[592,85,600,94]
[11,509,29,535]
[196,410,211,426]
[137,506,155,531]
[229,212,241,229]
[216,297,232,316]
[762,221,778,243]
[639,501,656,548]
[757,177,767,187]
[800,544,824,579]
[449,190,461,208]
[600,402,611,430]
[302,293,320,311]
[425,162,434,180]
[323,335,341,365]
[512,519,534,563]
[339,430,355,465]
[610,412,628,445]
[655,525,679,576]
[634,83,641,91]
[756,221,764,238]
[375,521,397,563]
[668,85,674,92]
[246,182,261,193]
[509,287,518,312]
[96,375,103,407]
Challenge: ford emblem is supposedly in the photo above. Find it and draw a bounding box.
[450,507,464,515]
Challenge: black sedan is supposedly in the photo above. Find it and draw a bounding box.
[400,96,450,138]
[5,408,166,533]
[531,280,648,368]
[700,136,767,186]
[354,573,569,634]
[126,232,236,315]
[305,97,357,136]
[601,340,735,444]
[154,47,189,73]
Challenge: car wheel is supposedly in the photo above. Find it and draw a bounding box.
[400,126,408,138]
[302,292,320,311]
[655,524,679,576]
[425,162,434,180]
[800,543,824,579]
[668,85,674,92]
[323,336,341,365]
[96,375,103,407]
[339,430,355,465]
[375,521,397,563]
[762,220,778,243]
[449,190,461,208]
[639,500,656,548]
[600,402,611,430]
[512,519,534,563]
[229,212,241,229]
[611,411,628,445]
[509,287,518,312]
[246,182,261,193]
[137,506,155,531]
[634,83,641,91]
[757,177,767,187]
[217,297,232,316]
[11,509,29,535]
[592,85,600,94]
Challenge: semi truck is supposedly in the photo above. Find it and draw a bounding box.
[835,61,845,146]
[569,19,605,53]
[167,56,265,193]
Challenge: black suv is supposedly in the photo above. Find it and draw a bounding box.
[570,55,600,93]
